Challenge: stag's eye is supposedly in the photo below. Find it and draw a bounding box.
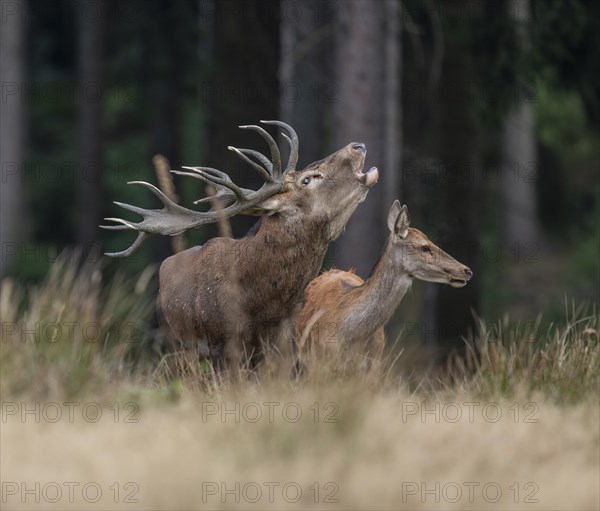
[421,245,432,253]
[301,174,322,186]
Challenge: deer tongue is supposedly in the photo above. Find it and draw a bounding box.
[358,166,379,187]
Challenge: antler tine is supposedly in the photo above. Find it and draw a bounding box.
[227,147,273,182]
[260,120,299,173]
[176,166,250,200]
[193,186,236,207]
[239,124,282,177]
[104,232,148,258]
[128,180,178,207]
[186,177,237,207]
[101,216,138,230]
[176,167,247,207]
[281,133,293,149]
[232,148,273,175]
[103,120,296,257]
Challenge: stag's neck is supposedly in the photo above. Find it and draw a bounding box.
[249,214,328,252]
[240,214,330,296]
[341,238,412,338]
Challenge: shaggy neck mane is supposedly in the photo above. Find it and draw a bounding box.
[237,213,330,314]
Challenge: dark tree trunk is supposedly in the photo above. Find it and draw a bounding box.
[77,0,104,255]
[0,0,29,278]
[433,3,481,348]
[280,0,334,168]
[208,0,280,239]
[502,0,539,247]
[145,0,190,262]
[331,0,402,277]
[383,0,402,208]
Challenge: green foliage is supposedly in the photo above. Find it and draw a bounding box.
[571,187,600,298]
[535,80,598,160]
[19,0,208,280]
[531,0,600,125]
[535,79,600,240]
[467,0,522,124]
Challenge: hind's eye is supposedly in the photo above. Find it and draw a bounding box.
[302,177,311,186]
[421,245,431,253]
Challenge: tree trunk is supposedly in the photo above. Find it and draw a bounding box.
[77,0,104,255]
[145,0,189,262]
[0,0,28,279]
[383,0,402,208]
[279,0,333,168]
[502,0,539,246]
[208,0,280,238]
[433,2,481,349]
[332,0,402,277]
[502,105,538,244]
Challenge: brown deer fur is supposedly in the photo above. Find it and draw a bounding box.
[296,201,472,366]
[159,143,378,371]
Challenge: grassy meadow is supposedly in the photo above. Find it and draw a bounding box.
[1,257,599,510]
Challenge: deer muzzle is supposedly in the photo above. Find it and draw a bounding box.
[357,166,379,187]
[449,267,473,288]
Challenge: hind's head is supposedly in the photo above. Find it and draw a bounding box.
[386,201,473,287]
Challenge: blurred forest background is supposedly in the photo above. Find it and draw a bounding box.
[1,0,598,350]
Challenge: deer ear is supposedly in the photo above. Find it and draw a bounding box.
[243,195,292,216]
[395,205,410,239]
[387,200,402,233]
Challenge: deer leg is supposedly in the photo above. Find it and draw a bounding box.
[217,325,251,380]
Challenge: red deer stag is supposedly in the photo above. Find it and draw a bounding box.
[102,121,379,372]
[296,201,472,368]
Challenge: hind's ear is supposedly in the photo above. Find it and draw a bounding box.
[387,200,402,233]
[391,203,410,239]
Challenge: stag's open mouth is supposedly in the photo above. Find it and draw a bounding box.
[357,166,379,187]
[449,278,468,288]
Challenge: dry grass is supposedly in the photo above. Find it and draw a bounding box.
[2,385,598,510]
[0,255,155,401]
[443,303,600,403]
[1,259,599,510]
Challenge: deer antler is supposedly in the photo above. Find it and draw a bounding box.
[101,120,299,257]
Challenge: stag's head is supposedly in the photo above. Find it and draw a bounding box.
[256,141,378,239]
[386,201,473,288]
[102,121,378,256]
